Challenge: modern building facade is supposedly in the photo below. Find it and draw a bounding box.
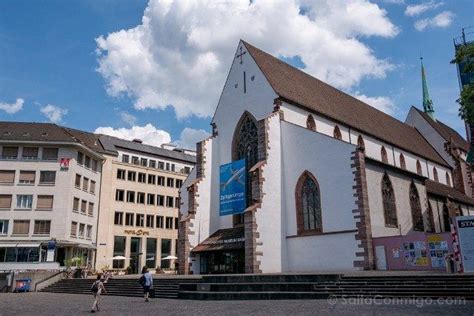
[0,122,104,270]
[95,136,195,273]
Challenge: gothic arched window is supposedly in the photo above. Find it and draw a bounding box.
[433,167,439,182]
[409,183,424,231]
[232,112,259,226]
[399,153,406,170]
[446,172,451,186]
[357,135,365,151]
[381,146,388,164]
[425,202,435,233]
[382,174,398,227]
[416,160,423,175]
[442,204,450,232]
[306,115,316,131]
[295,171,322,234]
[333,125,342,140]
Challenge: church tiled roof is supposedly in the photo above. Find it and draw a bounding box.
[243,41,449,167]
[412,107,469,152]
[425,180,474,206]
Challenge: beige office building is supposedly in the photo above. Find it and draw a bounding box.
[95,136,195,273]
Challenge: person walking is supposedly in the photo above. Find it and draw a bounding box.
[91,274,107,313]
[140,266,153,302]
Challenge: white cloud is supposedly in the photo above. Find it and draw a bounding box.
[119,111,137,126]
[95,123,172,147]
[178,128,210,150]
[0,98,24,114]
[40,104,68,123]
[96,0,398,118]
[414,11,454,31]
[405,1,443,17]
[381,0,405,4]
[353,93,397,115]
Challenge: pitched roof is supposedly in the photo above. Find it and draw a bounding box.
[192,227,244,253]
[243,41,449,167]
[413,107,469,152]
[425,180,474,206]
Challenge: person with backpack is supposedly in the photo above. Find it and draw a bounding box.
[139,266,153,302]
[91,274,106,313]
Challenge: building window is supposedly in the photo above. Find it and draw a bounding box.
[39,171,56,184]
[161,239,171,269]
[399,153,406,170]
[0,220,9,235]
[148,174,156,185]
[171,164,175,172]
[125,213,134,226]
[1,146,18,159]
[446,172,451,186]
[425,202,435,233]
[306,115,316,131]
[0,195,12,209]
[442,204,450,232]
[126,191,135,203]
[157,176,165,186]
[73,197,79,212]
[0,170,15,184]
[82,177,89,191]
[79,223,85,238]
[295,171,322,234]
[175,218,179,230]
[140,158,148,167]
[114,212,123,225]
[183,166,191,174]
[113,236,126,269]
[381,146,388,164]
[166,196,174,208]
[16,195,33,209]
[333,125,342,140]
[175,197,180,208]
[75,174,81,188]
[137,192,145,204]
[92,159,98,172]
[149,160,156,168]
[42,148,58,160]
[433,167,439,182]
[70,221,77,237]
[34,220,51,235]
[409,183,423,231]
[19,171,35,184]
[22,147,38,159]
[117,169,126,180]
[136,214,144,227]
[156,216,164,228]
[90,181,96,194]
[84,156,91,168]
[36,195,53,210]
[158,161,164,170]
[167,178,174,187]
[132,156,139,165]
[147,194,155,205]
[115,189,125,201]
[138,173,146,183]
[146,238,157,268]
[13,220,30,235]
[77,152,84,165]
[88,202,94,216]
[382,174,397,227]
[176,179,183,188]
[146,215,154,228]
[127,171,136,182]
[122,154,129,163]
[86,225,92,239]
[165,217,173,229]
[81,200,87,214]
[166,163,170,171]
[157,195,164,206]
[416,160,423,175]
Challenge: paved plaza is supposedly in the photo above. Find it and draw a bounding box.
[0,293,473,315]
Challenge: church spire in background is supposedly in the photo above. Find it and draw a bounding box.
[421,57,435,120]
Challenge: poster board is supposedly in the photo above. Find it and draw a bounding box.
[219,159,246,216]
[455,216,474,272]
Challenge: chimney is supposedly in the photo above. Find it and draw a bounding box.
[132,138,143,144]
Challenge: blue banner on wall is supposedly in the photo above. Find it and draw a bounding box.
[219,159,246,216]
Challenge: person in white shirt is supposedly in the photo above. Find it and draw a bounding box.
[91,274,106,313]
[140,266,154,302]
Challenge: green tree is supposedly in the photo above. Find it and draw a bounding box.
[452,44,474,124]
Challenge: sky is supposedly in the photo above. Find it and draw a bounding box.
[0,0,473,149]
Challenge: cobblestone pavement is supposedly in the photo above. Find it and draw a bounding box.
[0,293,473,316]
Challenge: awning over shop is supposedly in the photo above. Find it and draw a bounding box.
[192,226,245,253]
[0,243,41,248]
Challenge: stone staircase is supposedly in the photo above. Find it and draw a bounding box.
[178,274,474,300]
[41,276,199,299]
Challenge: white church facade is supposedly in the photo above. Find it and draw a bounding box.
[177,41,474,274]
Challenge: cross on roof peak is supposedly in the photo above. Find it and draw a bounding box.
[236,46,246,64]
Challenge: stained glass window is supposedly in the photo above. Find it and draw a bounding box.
[382,174,397,227]
[296,172,322,234]
[409,183,424,231]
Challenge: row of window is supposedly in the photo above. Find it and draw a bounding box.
[75,174,96,194]
[70,221,93,239]
[76,151,99,172]
[0,219,51,236]
[72,197,95,216]
[121,154,191,175]
[0,194,54,210]
[116,169,184,188]
[114,211,179,230]
[0,146,58,160]
[0,170,56,185]
[115,190,179,208]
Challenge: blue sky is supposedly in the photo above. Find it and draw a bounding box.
[0,0,473,148]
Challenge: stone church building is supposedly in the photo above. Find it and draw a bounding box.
[178,40,474,275]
